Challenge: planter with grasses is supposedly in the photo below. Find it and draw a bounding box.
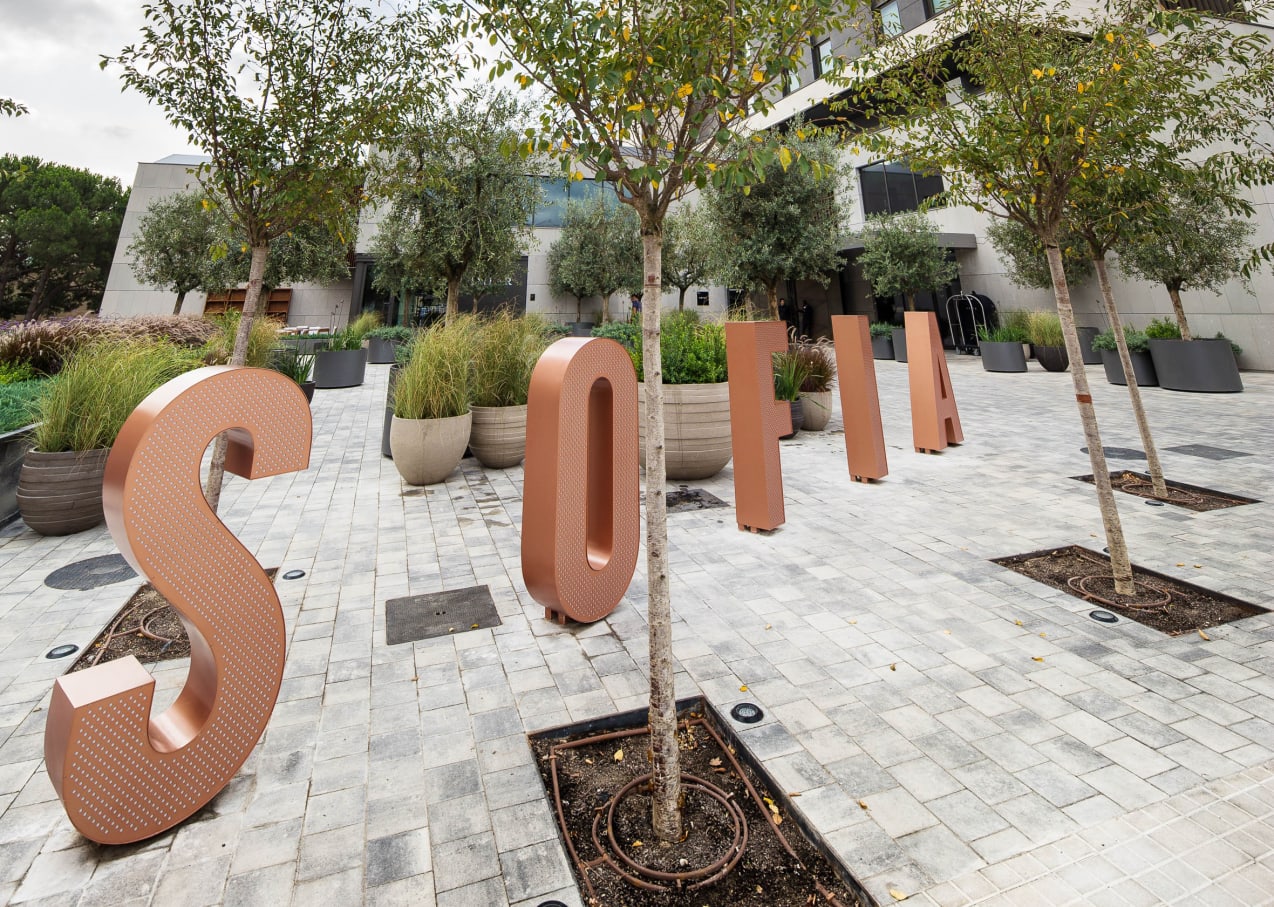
[773,350,810,440]
[19,340,198,535]
[1027,311,1069,372]
[869,322,895,360]
[976,321,1028,372]
[390,319,474,486]
[314,312,379,388]
[792,339,836,432]
[0,378,45,526]
[271,348,317,403]
[469,313,548,469]
[633,312,732,480]
[1093,328,1158,387]
[891,326,908,363]
[366,325,413,365]
[1143,318,1242,393]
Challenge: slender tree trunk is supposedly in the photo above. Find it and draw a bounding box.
[445,275,461,324]
[766,281,779,321]
[905,292,917,313]
[25,266,51,320]
[678,286,686,311]
[1167,284,1192,340]
[172,289,187,316]
[1094,256,1167,497]
[1045,244,1134,595]
[204,242,270,514]
[600,293,611,324]
[640,224,681,845]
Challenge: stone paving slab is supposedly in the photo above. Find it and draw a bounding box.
[0,355,1270,905]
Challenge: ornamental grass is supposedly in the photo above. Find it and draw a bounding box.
[394,316,475,421]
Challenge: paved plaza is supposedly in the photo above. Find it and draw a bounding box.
[0,351,1272,906]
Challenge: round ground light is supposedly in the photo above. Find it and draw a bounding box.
[537,902,568,907]
[1089,610,1119,624]
[1145,500,1165,507]
[282,569,306,580]
[46,644,79,659]
[730,702,764,724]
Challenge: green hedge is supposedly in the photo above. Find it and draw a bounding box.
[0,380,47,434]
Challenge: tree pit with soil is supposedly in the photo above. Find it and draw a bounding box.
[993,546,1265,635]
[531,700,867,907]
[1073,471,1258,512]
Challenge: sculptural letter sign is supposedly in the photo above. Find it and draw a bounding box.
[44,367,312,845]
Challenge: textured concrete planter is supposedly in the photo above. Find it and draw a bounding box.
[638,382,732,480]
[799,390,833,431]
[0,425,35,527]
[1148,338,1242,393]
[1101,349,1158,387]
[469,405,528,469]
[313,348,367,389]
[366,337,401,365]
[871,335,895,360]
[891,327,908,363]
[1034,344,1070,372]
[1077,326,1102,365]
[389,413,472,486]
[780,398,803,439]
[17,448,110,535]
[979,341,1028,373]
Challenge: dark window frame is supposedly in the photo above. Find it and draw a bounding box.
[858,160,945,216]
[812,37,834,79]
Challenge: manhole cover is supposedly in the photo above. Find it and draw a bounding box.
[1165,444,1252,461]
[666,486,729,513]
[385,585,501,645]
[44,555,137,591]
[1080,446,1146,460]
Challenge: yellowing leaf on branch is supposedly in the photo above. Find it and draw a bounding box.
[778,146,793,171]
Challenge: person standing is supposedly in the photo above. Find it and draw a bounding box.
[630,292,642,319]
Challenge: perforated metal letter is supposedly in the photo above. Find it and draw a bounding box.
[831,316,889,482]
[906,311,964,453]
[725,321,790,531]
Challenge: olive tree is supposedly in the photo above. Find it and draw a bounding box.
[546,196,642,324]
[856,210,958,314]
[661,203,718,311]
[129,191,223,315]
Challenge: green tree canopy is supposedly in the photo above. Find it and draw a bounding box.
[129,191,223,315]
[707,129,849,319]
[856,210,959,313]
[986,219,1092,291]
[370,89,537,321]
[661,203,718,310]
[546,195,642,323]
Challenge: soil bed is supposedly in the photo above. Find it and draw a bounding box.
[1074,471,1258,512]
[68,569,278,673]
[532,704,866,907]
[993,546,1265,635]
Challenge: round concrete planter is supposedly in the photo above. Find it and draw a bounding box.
[366,337,400,365]
[1034,345,1069,373]
[1100,349,1158,387]
[313,348,367,389]
[382,363,403,459]
[17,448,110,536]
[780,398,803,440]
[978,341,1027,373]
[469,405,528,469]
[389,412,472,486]
[891,327,908,363]
[871,335,895,360]
[1148,338,1242,393]
[0,425,36,527]
[1076,326,1102,365]
[799,390,833,431]
[638,382,732,480]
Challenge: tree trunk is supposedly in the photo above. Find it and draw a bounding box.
[1094,256,1167,498]
[678,286,687,311]
[766,281,779,321]
[445,275,461,324]
[25,266,51,320]
[172,289,187,316]
[640,225,682,845]
[905,292,917,313]
[203,242,270,514]
[1045,244,1134,595]
[1167,284,1192,340]
[600,293,611,324]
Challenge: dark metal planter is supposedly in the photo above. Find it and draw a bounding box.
[299,381,315,403]
[1076,326,1102,365]
[779,398,803,440]
[366,337,400,364]
[870,335,895,360]
[1034,344,1070,372]
[1148,338,1243,393]
[569,321,596,337]
[313,348,367,389]
[1101,349,1158,387]
[978,340,1028,372]
[0,425,35,527]
[382,363,402,459]
[891,327,908,363]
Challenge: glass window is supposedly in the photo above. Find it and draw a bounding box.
[860,166,890,217]
[876,0,903,36]
[858,161,945,216]
[884,161,919,212]
[928,0,954,14]
[534,177,569,227]
[813,38,835,79]
[783,69,802,96]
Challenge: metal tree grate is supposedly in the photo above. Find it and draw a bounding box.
[384,585,501,645]
[1165,444,1253,461]
[1080,446,1145,460]
[45,555,137,591]
[666,486,729,513]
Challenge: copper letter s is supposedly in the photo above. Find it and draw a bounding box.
[44,366,312,844]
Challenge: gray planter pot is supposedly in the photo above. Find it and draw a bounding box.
[1101,349,1158,387]
[779,398,803,439]
[313,348,367,389]
[569,322,595,337]
[978,340,1027,373]
[891,327,908,363]
[299,381,315,403]
[366,337,400,364]
[382,362,403,459]
[1034,344,1070,372]
[1148,338,1242,393]
[871,335,895,360]
[0,424,35,527]
[1076,326,1102,365]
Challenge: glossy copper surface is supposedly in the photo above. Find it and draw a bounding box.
[725,322,790,532]
[45,366,312,844]
[905,312,964,453]
[831,316,889,482]
[522,338,640,623]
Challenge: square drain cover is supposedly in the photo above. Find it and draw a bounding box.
[1165,444,1252,461]
[666,487,729,513]
[385,585,500,645]
[1081,446,1145,460]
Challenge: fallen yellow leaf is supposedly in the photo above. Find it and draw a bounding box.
[890,889,908,901]
[1199,629,1211,641]
[471,623,479,630]
[1177,563,1186,567]
[614,749,624,762]
[858,800,869,810]
[1194,565,1203,569]
[1039,632,1047,638]
[765,624,772,630]
[709,757,722,767]
[890,664,897,672]
[1015,620,1024,627]
[632,840,643,847]
[1032,656,1045,662]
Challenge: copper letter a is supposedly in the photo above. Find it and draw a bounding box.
[831,316,888,482]
[906,311,963,453]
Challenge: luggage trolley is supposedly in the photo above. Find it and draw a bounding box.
[945,292,992,354]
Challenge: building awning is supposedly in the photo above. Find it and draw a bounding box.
[840,232,978,252]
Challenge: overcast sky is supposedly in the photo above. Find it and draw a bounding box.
[0,0,201,187]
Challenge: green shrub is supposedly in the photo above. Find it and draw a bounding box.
[345,310,382,344]
[202,312,280,367]
[0,380,47,434]
[366,325,414,344]
[790,340,835,392]
[1144,317,1182,340]
[394,317,475,420]
[1091,327,1150,353]
[33,340,201,453]
[1026,310,1065,347]
[544,322,571,340]
[632,310,727,384]
[591,320,640,350]
[1216,332,1242,356]
[270,348,315,384]
[0,361,37,384]
[772,350,809,402]
[869,322,895,339]
[471,312,550,408]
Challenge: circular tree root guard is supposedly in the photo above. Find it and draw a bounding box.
[531,700,868,907]
[65,568,278,674]
[993,546,1265,635]
[1073,471,1258,512]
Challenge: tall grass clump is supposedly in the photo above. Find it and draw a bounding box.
[1026,310,1065,347]
[345,310,382,344]
[790,338,835,392]
[203,312,280,367]
[394,317,475,421]
[33,340,202,453]
[471,311,550,408]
